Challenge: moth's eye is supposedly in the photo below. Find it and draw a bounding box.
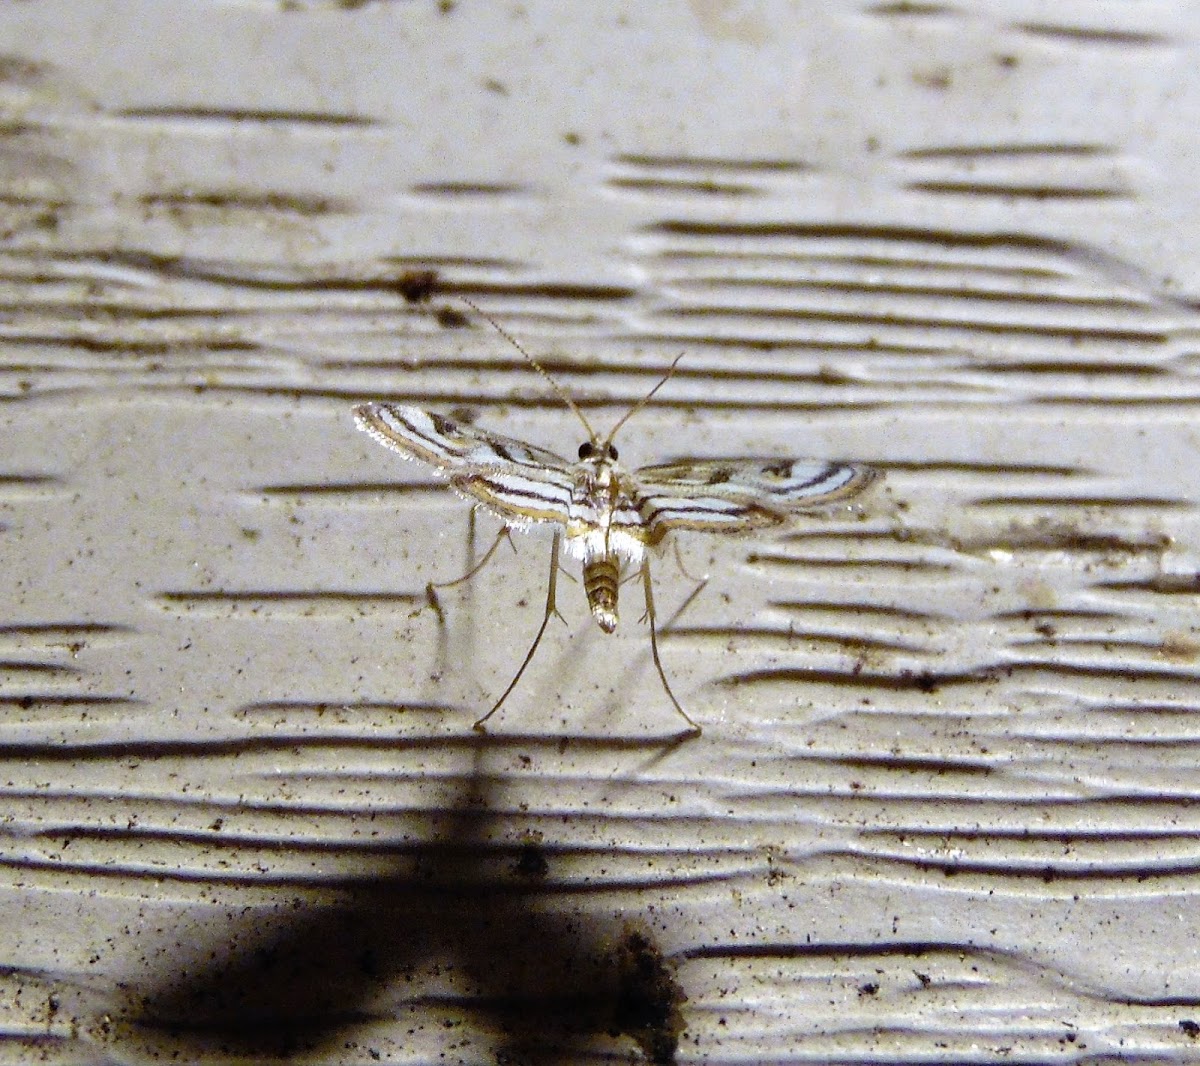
[608,444,619,460]
[578,442,594,459]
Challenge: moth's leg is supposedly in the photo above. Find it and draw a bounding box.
[639,557,702,738]
[432,523,514,591]
[422,516,514,622]
[624,540,705,612]
[663,571,708,629]
[474,532,566,733]
[669,536,707,585]
[646,539,709,630]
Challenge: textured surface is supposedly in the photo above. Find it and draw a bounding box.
[2,2,1200,1063]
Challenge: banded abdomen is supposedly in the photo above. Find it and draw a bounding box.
[583,556,620,633]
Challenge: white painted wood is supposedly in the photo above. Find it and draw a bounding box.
[0,2,1198,1061]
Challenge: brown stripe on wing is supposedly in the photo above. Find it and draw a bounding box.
[449,470,575,526]
[636,492,788,542]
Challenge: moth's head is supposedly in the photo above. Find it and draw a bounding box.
[578,440,619,462]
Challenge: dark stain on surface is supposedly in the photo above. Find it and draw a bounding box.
[395,268,439,303]
[611,928,687,1065]
[436,304,471,328]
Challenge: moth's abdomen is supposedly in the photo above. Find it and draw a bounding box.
[583,557,620,633]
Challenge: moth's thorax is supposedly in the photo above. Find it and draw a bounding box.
[564,453,645,569]
[574,452,618,489]
[564,452,637,630]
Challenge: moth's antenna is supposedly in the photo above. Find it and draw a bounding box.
[602,351,686,447]
[455,296,598,442]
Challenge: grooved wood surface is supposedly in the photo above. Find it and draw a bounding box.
[2,3,1200,1063]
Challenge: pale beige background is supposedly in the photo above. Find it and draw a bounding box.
[1,2,1200,1063]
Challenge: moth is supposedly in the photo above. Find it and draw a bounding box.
[353,307,877,737]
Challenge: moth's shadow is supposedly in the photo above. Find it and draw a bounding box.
[120,737,687,1065]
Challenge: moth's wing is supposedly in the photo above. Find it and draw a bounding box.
[638,458,877,506]
[633,458,877,541]
[354,403,568,471]
[354,403,576,526]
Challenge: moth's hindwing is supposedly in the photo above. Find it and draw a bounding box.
[633,458,876,539]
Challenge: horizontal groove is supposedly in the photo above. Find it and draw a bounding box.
[867,2,956,16]
[606,177,760,196]
[902,143,1112,160]
[682,939,991,961]
[409,182,530,197]
[114,106,379,126]
[650,248,1067,280]
[839,458,1081,476]
[780,528,915,545]
[1012,634,1196,653]
[747,552,956,572]
[0,622,131,638]
[624,331,977,356]
[952,531,1170,554]
[0,694,139,709]
[0,661,77,675]
[155,590,422,611]
[1015,22,1171,47]
[323,354,875,386]
[875,850,1200,882]
[865,823,1200,843]
[1098,577,1200,595]
[972,360,1167,376]
[0,474,60,486]
[0,852,744,893]
[768,599,943,622]
[208,383,890,415]
[0,728,709,760]
[613,154,810,172]
[235,700,455,717]
[645,219,1109,259]
[905,181,1128,200]
[139,190,349,217]
[666,626,924,654]
[1006,731,1200,749]
[1031,394,1200,408]
[971,494,1190,509]
[1005,659,1200,684]
[673,274,1150,309]
[0,247,523,280]
[661,304,1167,343]
[819,751,995,775]
[0,335,258,355]
[719,666,992,691]
[252,481,446,498]
[3,825,746,863]
[991,607,1123,623]
[0,789,780,830]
